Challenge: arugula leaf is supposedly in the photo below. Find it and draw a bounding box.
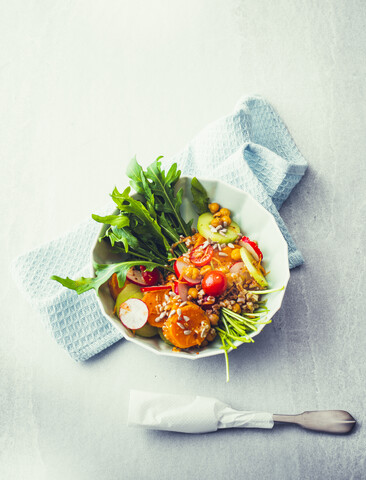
[111,186,170,252]
[126,156,153,198]
[51,260,172,295]
[126,156,156,219]
[91,214,130,228]
[144,158,191,237]
[191,177,210,214]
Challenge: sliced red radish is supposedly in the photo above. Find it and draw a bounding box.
[140,285,171,293]
[174,257,202,285]
[239,236,263,262]
[229,261,252,282]
[174,281,189,301]
[229,261,245,275]
[126,267,148,286]
[119,298,149,330]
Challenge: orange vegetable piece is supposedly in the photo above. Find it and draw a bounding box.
[109,273,129,300]
[143,288,172,327]
[212,246,236,269]
[162,302,211,349]
[193,234,206,248]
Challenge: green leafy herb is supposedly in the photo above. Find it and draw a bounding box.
[51,260,173,295]
[51,157,193,295]
[91,214,130,228]
[141,158,192,237]
[191,177,210,214]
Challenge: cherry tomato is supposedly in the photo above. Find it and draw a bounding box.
[140,266,160,286]
[189,244,214,267]
[202,270,227,297]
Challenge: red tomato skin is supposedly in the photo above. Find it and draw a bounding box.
[201,271,227,297]
[189,245,214,267]
[140,266,160,286]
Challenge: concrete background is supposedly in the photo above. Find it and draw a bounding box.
[1,1,365,479]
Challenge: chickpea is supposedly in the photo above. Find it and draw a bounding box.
[218,266,229,274]
[208,202,220,214]
[200,265,212,276]
[213,211,223,218]
[232,303,241,314]
[219,208,231,217]
[166,274,177,282]
[184,266,192,276]
[210,217,221,227]
[206,328,217,342]
[209,313,219,326]
[191,267,200,280]
[221,215,232,226]
[188,287,198,299]
[231,248,242,261]
[225,273,234,289]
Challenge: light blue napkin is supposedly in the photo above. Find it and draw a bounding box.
[12,95,307,361]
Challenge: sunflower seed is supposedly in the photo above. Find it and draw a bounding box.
[218,252,228,257]
[228,243,235,249]
[183,315,190,321]
[169,309,176,317]
[216,225,223,231]
[177,322,185,329]
[180,301,187,307]
[183,330,192,335]
[164,294,170,302]
[177,308,182,317]
[219,230,226,236]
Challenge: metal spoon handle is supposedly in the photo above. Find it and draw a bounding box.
[273,410,356,434]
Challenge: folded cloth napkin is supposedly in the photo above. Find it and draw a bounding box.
[128,390,274,433]
[12,95,307,361]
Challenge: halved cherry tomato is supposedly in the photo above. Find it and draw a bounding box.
[140,266,160,286]
[189,244,214,267]
[202,270,227,297]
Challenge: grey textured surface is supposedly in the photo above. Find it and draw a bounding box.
[1,1,366,479]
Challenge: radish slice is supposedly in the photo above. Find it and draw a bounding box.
[119,298,149,329]
[126,267,148,286]
[229,261,252,282]
[174,281,189,301]
[239,236,263,262]
[174,257,202,285]
[229,261,246,275]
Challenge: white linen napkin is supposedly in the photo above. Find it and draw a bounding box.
[128,390,274,433]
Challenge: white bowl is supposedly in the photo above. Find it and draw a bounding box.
[91,176,290,359]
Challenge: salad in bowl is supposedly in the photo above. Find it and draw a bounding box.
[52,157,289,380]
